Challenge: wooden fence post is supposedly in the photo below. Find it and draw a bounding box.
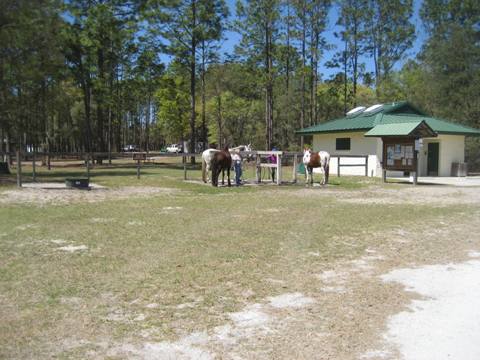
[16,147,22,187]
[85,154,90,180]
[276,154,281,185]
[292,154,297,183]
[255,154,261,183]
[32,149,36,182]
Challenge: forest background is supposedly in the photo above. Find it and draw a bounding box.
[1,0,479,167]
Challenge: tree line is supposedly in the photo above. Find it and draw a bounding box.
[0,0,479,166]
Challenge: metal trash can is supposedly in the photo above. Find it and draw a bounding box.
[297,163,305,174]
[0,162,10,174]
[451,162,467,177]
[65,178,90,189]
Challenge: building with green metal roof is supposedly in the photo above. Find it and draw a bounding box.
[296,102,480,177]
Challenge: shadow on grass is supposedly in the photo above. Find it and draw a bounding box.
[386,180,445,187]
[0,174,16,185]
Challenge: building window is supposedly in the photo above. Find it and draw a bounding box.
[336,138,351,151]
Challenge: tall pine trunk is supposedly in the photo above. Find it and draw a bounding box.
[216,95,222,148]
[343,38,348,114]
[265,18,273,150]
[201,41,207,150]
[189,0,197,162]
[300,2,306,149]
[352,20,358,106]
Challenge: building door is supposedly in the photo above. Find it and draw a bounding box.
[427,142,439,176]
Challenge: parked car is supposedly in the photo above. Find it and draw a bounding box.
[166,144,182,153]
[123,144,139,152]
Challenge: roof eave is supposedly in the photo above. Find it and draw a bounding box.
[296,128,371,135]
[436,131,480,137]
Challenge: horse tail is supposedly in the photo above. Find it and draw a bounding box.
[202,156,207,183]
[325,163,330,184]
[325,152,330,184]
[210,159,217,186]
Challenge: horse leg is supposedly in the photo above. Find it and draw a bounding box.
[216,168,221,187]
[222,169,225,185]
[212,166,218,187]
[227,167,231,187]
[325,164,329,185]
[310,167,314,185]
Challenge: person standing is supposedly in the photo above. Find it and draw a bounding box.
[232,150,243,186]
[267,147,277,182]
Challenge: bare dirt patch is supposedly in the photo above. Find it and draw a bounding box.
[366,260,480,360]
[57,245,88,253]
[0,185,177,206]
[292,184,480,206]
[106,292,315,360]
[3,183,480,359]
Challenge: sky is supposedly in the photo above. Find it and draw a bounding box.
[219,0,427,80]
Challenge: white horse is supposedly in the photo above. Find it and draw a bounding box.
[202,144,253,183]
[303,148,330,186]
[202,149,219,183]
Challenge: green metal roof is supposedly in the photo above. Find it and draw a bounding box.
[364,120,437,137]
[296,101,480,136]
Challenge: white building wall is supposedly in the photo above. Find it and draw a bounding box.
[312,132,465,177]
[418,135,465,176]
[312,132,382,176]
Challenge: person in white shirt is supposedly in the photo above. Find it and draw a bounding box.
[232,150,242,186]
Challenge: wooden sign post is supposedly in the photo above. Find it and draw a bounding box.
[382,137,418,184]
[365,120,437,185]
[133,153,147,179]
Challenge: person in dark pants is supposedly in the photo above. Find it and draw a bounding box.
[267,147,277,182]
[232,150,242,186]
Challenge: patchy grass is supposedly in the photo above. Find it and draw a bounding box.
[1,159,381,193]
[1,162,478,358]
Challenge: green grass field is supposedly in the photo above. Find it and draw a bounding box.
[1,161,478,358]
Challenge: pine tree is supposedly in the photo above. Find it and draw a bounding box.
[235,0,281,150]
[366,0,415,99]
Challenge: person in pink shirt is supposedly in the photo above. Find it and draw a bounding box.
[268,147,277,182]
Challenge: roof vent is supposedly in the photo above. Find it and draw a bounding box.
[364,104,383,113]
[346,106,366,116]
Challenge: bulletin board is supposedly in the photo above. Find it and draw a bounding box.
[382,137,416,172]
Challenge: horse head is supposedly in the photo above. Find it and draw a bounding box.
[303,148,312,165]
[244,143,254,162]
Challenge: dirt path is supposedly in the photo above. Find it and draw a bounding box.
[2,184,479,359]
[96,212,480,360]
[99,186,480,359]
[0,185,177,206]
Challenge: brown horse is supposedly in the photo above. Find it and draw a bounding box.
[211,145,232,187]
[303,148,330,185]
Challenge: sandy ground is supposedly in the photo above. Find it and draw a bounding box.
[93,218,480,360]
[0,183,177,206]
[97,187,480,358]
[292,184,480,207]
[2,183,480,359]
[379,258,480,360]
